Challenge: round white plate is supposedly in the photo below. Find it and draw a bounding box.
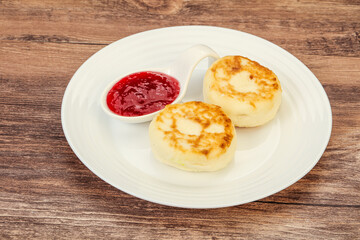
[61,26,332,208]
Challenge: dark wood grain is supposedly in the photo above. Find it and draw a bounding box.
[1,0,359,239]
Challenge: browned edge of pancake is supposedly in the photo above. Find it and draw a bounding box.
[209,56,281,105]
[155,101,234,158]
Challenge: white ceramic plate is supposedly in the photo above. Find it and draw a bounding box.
[61,26,332,208]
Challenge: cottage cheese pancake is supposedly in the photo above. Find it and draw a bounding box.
[149,101,236,172]
[203,56,282,127]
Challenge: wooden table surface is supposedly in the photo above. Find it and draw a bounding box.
[1,0,359,239]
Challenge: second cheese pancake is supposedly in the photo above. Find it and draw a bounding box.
[203,56,282,127]
[149,101,236,172]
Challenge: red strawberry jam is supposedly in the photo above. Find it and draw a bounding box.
[106,71,180,117]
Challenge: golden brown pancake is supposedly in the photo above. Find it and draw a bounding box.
[149,101,236,172]
[203,56,282,127]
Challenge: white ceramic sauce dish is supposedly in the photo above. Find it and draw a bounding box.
[100,44,220,123]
